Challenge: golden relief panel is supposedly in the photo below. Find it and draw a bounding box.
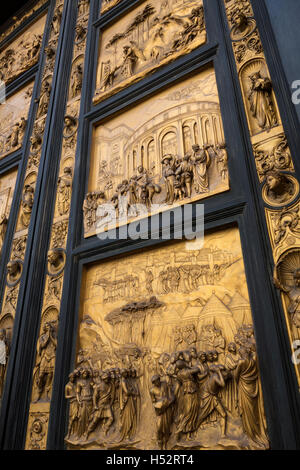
[94,0,206,104]
[0,81,34,160]
[0,13,47,86]
[85,68,229,237]
[65,227,269,450]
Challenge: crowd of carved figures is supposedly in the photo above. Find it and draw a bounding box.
[96,260,236,305]
[84,143,228,230]
[65,323,268,449]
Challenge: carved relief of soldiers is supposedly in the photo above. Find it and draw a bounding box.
[85,370,114,439]
[57,167,72,216]
[191,144,210,194]
[33,322,57,402]
[248,71,278,131]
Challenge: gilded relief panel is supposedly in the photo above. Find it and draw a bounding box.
[85,68,229,237]
[65,227,269,450]
[94,0,206,104]
[0,81,34,160]
[0,13,47,85]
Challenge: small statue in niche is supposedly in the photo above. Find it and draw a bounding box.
[21,184,35,228]
[264,170,296,206]
[248,71,278,132]
[33,322,57,402]
[70,63,83,99]
[52,7,62,36]
[57,167,73,216]
[75,24,86,44]
[275,268,300,329]
[37,80,52,119]
[18,117,27,143]
[0,213,8,255]
[0,329,9,398]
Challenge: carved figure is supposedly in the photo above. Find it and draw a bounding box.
[57,167,72,216]
[33,322,57,402]
[248,71,278,131]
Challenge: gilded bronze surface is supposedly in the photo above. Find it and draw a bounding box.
[0,14,46,85]
[223,0,300,386]
[94,0,206,104]
[86,68,229,237]
[25,0,90,449]
[66,227,269,450]
[0,81,34,160]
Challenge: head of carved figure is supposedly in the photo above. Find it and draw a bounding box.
[198,351,207,363]
[265,170,289,196]
[192,144,200,152]
[228,342,237,354]
[292,268,300,288]
[212,350,219,362]
[7,260,19,277]
[206,350,214,362]
[190,347,197,359]
[231,8,248,30]
[151,374,160,386]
